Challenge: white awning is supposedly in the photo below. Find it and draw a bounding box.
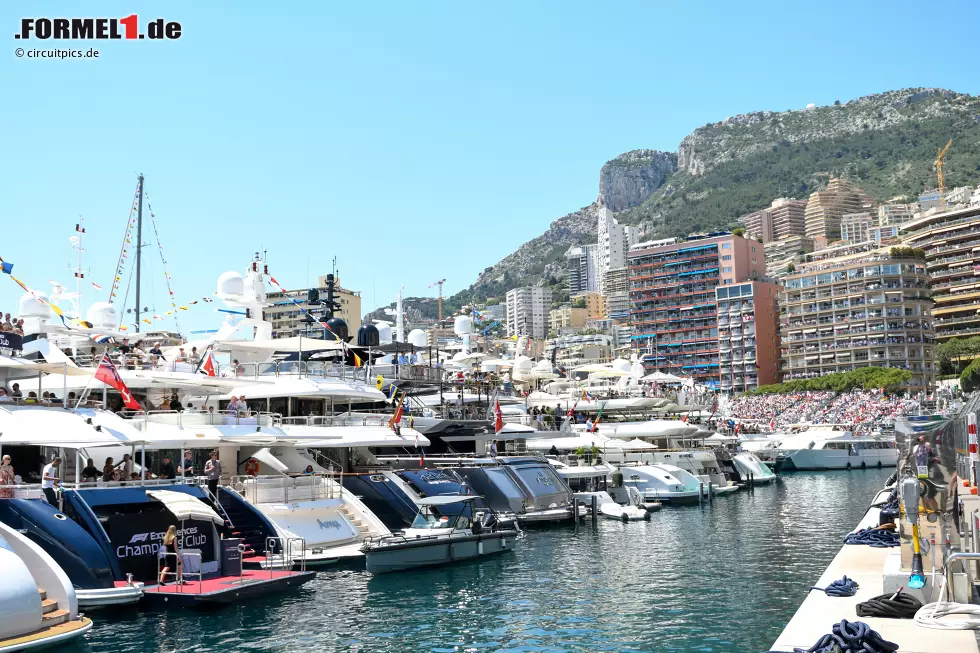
[248,447,290,474]
[146,489,224,525]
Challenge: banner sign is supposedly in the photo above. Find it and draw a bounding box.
[0,332,22,350]
[107,512,215,581]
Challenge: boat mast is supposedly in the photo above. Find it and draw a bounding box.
[135,174,144,332]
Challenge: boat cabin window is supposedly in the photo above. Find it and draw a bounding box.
[411,512,459,530]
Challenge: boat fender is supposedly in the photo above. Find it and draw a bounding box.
[877,461,882,469]
[861,461,867,470]
[643,511,651,521]
[621,513,629,523]
[846,462,852,470]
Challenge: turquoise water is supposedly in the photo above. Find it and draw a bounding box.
[69,470,889,652]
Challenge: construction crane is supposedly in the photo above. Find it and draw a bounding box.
[427,278,446,321]
[936,139,952,206]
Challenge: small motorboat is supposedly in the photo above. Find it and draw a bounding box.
[577,491,650,522]
[362,496,518,574]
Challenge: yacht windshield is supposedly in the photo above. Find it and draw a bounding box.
[411,512,457,530]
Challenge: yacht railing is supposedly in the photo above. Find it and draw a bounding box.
[280,414,391,428]
[264,536,307,573]
[230,472,342,505]
[155,550,204,592]
[126,410,281,428]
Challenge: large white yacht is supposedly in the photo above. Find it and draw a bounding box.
[774,425,898,471]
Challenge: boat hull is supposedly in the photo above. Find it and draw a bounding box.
[364,531,517,574]
[78,584,144,608]
[782,450,898,471]
[0,617,93,653]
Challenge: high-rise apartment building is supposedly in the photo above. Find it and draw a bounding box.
[549,306,587,334]
[805,178,875,240]
[506,286,553,339]
[565,244,599,294]
[779,246,934,390]
[264,275,361,339]
[764,235,818,278]
[597,208,639,295]
[717,280,781,393]
[878,202,918,226]
[840,212,874,244]
[603,267,629,321]
[770,198,808,241]
[902,203,980,341]
[741,208,773,243]
[628,233,767,386]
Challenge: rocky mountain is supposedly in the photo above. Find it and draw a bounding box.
[369,88,980,318]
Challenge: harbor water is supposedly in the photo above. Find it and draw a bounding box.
[68,470,890,653]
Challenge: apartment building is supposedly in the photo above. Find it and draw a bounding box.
[878,202,918,226]
[840,212,874,244]
[505,286,552,339]
[628,232,767,386]
[264,275,361,338]
[565,244,599,294]
[597,208,639,295]
[902,203,980,341]
[571,291,605,318]
[549,306,587,334]
[603,267,630,321]
[764,235,820,278]
[805,178,875,240]
[779,246,934,390]
[743,198,808,243]
[717,280,781,393]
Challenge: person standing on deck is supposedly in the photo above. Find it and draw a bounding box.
[41,457,61,507]
[204,450,221,496]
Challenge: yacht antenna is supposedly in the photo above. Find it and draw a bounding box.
[134,174,144,332]
[72,217,86,315]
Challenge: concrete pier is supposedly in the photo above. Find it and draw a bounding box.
[769,497,980,652]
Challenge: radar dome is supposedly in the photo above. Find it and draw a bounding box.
[514,356,532,372]
[324,318,349,342]
[356,324,380,347]
[85,301,117,328]
[216,271,245,300]
[374,322,392,344]
[611,358,631,373]
[535,359,552,372]
[19,293,52,319]
[453,315,473,335]
[407,329,427,348]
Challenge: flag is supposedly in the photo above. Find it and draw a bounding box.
[590,402,605,433]
[91,333,114,344]
[419,449,425,467]
[91,282,102,290]
[199,349,217,377]
[768,413,776,431]
[95,354,141,410]
[494,398,503,434]
[682,413,689,424]
[388,384,397,401]
[734,422,741,435]
[388,392,406,431]
[376,375,384,391]
[0,258,12,275]
[353,351,363,367]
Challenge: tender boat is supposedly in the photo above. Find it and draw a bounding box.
[577,489,650,522]
[618,463,703,505]
[775,426,899,471]
[362,495,518,573]
[0,521,93,652]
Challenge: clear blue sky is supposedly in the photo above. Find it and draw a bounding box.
[1,1,978,334]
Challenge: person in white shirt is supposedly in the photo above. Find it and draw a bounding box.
[41,457,61,507]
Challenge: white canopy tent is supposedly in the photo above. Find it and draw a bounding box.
[146,489,224,525]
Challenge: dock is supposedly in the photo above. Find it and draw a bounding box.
[769,491,980,652]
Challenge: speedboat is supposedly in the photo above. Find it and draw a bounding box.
[577,489,650,522]
[0,521,93,652]
[618,463,703,505]
[454,456,579,524]
[775,426,899,471]
[362,496,518,573]
[732,451,778,484]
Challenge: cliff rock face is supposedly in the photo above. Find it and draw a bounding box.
[598,150,677,211]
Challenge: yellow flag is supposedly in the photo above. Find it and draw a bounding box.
[376,375,384,390]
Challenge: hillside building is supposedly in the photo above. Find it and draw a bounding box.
[565,244,599,294]
[717,280,782,393]
[627,232,767,387]
[603,267,629,322]
[571,291,605,318]
[505,286,552,340]
[840,212,874,244]
[804,178,875,240]
[742,198,808,243]
[549,306,588,335]
[597,208,639,295]
[779,245,934,390]
[878,202,918,226]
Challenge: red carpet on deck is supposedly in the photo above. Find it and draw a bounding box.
[140,570,298,595]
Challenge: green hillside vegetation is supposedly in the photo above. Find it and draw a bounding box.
[753,367,912,394]
[617,114,980,238]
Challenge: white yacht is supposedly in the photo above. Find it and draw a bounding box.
[0,521,93,652]
[775,426,898,471]
[617,464,703,505]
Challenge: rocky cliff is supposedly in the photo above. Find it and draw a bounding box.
[598,150,677,211]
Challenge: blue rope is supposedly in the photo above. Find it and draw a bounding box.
[843,527,900,548]
[795,619,899,652]
[810,576,859,597]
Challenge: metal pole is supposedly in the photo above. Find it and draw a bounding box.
[135,174,144,332]
[591,494,598,527]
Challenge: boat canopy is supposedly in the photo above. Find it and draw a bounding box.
[146,489,224,525]
[0,405,143,449]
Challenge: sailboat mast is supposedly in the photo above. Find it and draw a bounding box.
[135,174,144,332]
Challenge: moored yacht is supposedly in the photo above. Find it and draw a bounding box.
[775,425,898,471]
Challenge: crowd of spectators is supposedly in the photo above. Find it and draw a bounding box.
[727,389,922,430]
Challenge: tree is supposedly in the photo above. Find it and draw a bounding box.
[732,228,746,237]
[571,298,587,309]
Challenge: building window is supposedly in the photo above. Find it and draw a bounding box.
[722,243,731,249]
[722,255,732,261]
[722,266,733,273]
[723,279,733,284]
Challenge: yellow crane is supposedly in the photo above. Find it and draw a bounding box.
[427,278,446,321]
[936,139,952,206]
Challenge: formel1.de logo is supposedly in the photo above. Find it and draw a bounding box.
[15,16,182,40]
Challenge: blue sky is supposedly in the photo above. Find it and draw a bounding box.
[1,1,978,334]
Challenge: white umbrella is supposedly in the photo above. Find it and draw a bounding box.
[622,438,658,450]
[641,371,684,383]
[589,369,631,378]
